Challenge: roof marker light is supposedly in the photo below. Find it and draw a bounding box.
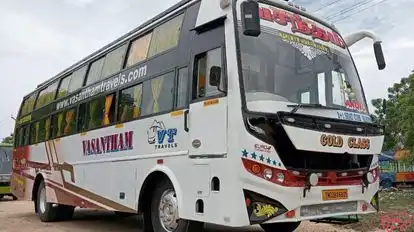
[220,0,230,9]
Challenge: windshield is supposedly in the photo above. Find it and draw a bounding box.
[238,3,368,115]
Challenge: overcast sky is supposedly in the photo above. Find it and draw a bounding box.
[0,0,413,139]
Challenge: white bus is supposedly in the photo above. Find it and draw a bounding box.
[11,0,386,231]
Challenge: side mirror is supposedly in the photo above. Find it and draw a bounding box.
[241,0,261,37]
[209,66,222,87]
[374,42,386,70]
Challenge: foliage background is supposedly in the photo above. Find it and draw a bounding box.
[371,70,414,163]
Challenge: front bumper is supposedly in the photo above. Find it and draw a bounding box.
[241,176,379,224]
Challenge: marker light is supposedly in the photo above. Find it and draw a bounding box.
[263,168,273,180]
[286,210,296,218]
[276,173,285,183]
[220,0,230,9]
[286,117,295,123]
[252,164,261,174]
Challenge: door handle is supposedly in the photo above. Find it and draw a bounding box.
[184,110,189,132]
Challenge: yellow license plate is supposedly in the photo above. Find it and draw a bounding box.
[322,189,348,201]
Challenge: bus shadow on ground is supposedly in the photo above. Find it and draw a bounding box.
[69,209,262,232]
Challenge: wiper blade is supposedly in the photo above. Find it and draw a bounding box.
[287,103,342,114]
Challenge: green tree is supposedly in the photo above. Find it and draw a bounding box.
[1,133,14,144]
[371,71,414,163]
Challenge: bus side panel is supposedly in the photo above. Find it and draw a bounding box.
[11,146,35,201]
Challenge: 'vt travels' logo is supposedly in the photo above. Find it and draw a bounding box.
[147,120,178,149]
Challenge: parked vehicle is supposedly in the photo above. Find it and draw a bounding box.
[0,143,17,200]
[379,150,414,188]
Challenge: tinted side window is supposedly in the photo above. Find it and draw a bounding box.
[85,57,105,86]
[16,127,24,147]
[126,33,152,68]
[23,125,30,146]
[45,117,51,141]
[118,84,143,122]
[142,72,175,116]
[35,81,59,109]
[194,47,225,99]
[30,122,38,144]
[148,14,184,57]
[77,104,87,132]
[176,67,189,108]
[20,92,37,116]
[57,75,71,99]
[86,96,105,130]
[81,93,116,131]
[101,44,128,78]
[68,66,87,92]
[30,118,48,144]
[51,108,77,138]
[52,111,65,138]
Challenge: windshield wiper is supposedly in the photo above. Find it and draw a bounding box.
[287,103,343,114]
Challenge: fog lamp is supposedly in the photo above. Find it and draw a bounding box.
[308,173,319,186]
[263,168,273,180]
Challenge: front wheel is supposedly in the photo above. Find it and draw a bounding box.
[261,222,301,232]
[150,179,203,232]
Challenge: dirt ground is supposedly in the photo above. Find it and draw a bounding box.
[0,198,362,232]
[343,188,414,232]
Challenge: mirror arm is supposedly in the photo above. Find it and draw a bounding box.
[344,30,382,47]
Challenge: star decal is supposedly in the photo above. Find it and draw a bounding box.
[241,148,282,168]
[242,149,248,157]
[259,155,265,161]
[266,157,272,164]
[251,152,257,159]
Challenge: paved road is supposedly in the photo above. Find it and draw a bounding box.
[0,198,354,232]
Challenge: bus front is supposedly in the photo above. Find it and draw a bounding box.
[233,0,385,229]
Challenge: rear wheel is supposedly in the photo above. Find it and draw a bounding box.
[36,180,75,222]
[150,179,203,232]
[36,181,59,222]
[261,222,301,232]
[57,205,75,221]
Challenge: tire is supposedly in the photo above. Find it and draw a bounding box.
[57,205,75,221]
[36,181,59,222]
[35,181,75,222]
[150,179,203,232]
[261,222,301,232]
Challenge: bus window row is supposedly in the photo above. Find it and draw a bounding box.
[18,13,185,118]
[15,45,225,148]
[15,69,190,147]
